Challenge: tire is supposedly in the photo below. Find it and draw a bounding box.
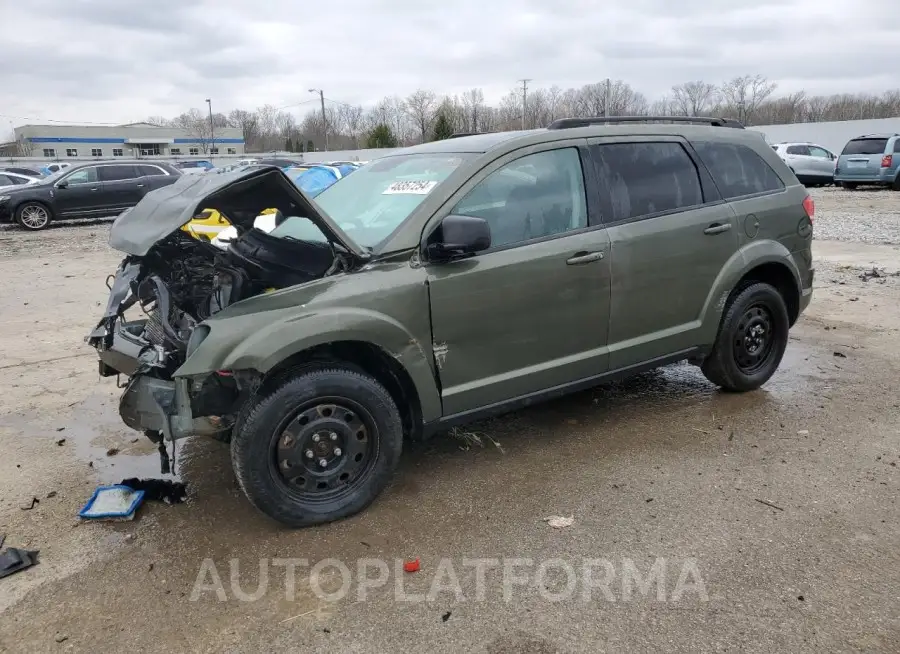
[701,282,790,392]
[842,182,858,190]
[15,202,52,230]
[892,176,900,191]
[231,367,403,527]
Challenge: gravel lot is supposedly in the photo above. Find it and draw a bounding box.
[0,189,898,653]
[808,186,900,244]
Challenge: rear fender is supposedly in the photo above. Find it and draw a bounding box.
[698,239,801,343]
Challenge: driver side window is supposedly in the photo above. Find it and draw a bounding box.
[63,167,98,185]
[452,148,588,249]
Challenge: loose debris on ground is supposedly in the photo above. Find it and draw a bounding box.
[543,515,575,528]
[0,537,40,579]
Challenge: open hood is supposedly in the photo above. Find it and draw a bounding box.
[108,166,366,258]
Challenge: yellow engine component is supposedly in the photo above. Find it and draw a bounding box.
[181,208,232,242]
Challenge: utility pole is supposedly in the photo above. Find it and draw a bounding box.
[308,89,328,151]
[518,79,531,130]
[205,98,215,154]
[604,78,611,118]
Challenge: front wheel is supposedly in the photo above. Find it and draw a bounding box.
[15,202,52,230]
[701,282,790,392]
[231,367,403,527]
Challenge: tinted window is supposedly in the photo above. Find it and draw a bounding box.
[63,167,98,184]
[786,145,811,156]
[138,165,167,177]
[893,139,900,154]
[591,142,703,222]
[453,148,588,248]
[9,175,30,185]
[98,165,138,182]
[842,138,888,155]
[693,142,785,199]
[0,175,14,186]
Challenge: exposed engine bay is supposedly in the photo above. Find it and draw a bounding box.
[91,223,350,375]
[86,167,366,450]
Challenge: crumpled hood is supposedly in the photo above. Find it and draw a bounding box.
[108,166,365,258]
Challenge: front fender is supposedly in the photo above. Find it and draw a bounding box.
[698,239,801,342]
[176,307,442,422]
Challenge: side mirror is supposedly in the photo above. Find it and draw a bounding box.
[428,214,491,260]
[56,180,68,189]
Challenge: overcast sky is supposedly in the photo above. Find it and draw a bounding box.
[2,0,898,130]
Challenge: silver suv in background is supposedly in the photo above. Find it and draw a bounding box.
[771,142,837,187]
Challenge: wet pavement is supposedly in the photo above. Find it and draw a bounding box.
[1,194,899,652]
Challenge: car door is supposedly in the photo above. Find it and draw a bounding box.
[784,144,813,176]
[54,166,103,216]
[98,164,142,211]
[586,136,740,370]
[425,143,612,416]
[807,145,836,178]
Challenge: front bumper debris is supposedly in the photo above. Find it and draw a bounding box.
[119,375,225,441]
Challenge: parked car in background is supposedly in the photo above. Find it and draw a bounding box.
[770,142,836,186]
[257,157,305,169]
[41,162,71,175]
[834,133,900,190]
[175,160,215,175]
[0,161,182,230]
[287,163,358,198]
[87,116,814,526]
[0,166,45,178]
[0,171,40,191]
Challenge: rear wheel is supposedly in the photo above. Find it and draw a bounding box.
[15,202,52,230]
[892,176,900,191]
[231,367,403,527]
[701,282,790,392]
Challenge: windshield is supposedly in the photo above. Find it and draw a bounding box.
[842,138,888,156]
[312,153,470,249]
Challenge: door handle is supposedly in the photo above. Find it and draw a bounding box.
[704,223,732,235]
[136,184,144,188]
[90,187,99,192]
[566,251,604,265]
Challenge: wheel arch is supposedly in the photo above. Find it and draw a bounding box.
[257,340,426,441]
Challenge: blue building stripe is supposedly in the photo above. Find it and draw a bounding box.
[173,138,244,144]
[29,137,126,143]
[27,136,244,144]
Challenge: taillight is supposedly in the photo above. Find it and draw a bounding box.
[881,154,892,168]
[802,195,815,222]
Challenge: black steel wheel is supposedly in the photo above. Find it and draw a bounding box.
[271,399,378,502]
[702,282,790,392]
[231,367,402,527]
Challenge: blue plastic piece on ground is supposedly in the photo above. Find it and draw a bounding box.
[79,485,145,520]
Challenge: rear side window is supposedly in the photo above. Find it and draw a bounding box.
[693,142,785,199]
[893,139,900,154]
[98,165,138,182]
[841,138,888,155]
[786,145,811,156]
[138,165,167,177]
[592,142,703,222]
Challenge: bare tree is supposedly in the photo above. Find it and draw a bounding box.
[719,74,777,124]
[228,109,260,150]
[404,89,437,143]
[338,104,365,148]
[171,108,213,153]
[671,81,717,116]
[144,115,171,127]
[461,88,485,132]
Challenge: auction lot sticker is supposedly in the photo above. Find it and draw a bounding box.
[383,180,438,195]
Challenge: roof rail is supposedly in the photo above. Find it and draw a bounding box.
[448,132,481,139]
[546,116,745,130]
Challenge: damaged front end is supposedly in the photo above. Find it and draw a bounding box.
[87,167,366,452]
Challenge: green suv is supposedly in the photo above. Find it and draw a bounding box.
[88,116,814,527]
